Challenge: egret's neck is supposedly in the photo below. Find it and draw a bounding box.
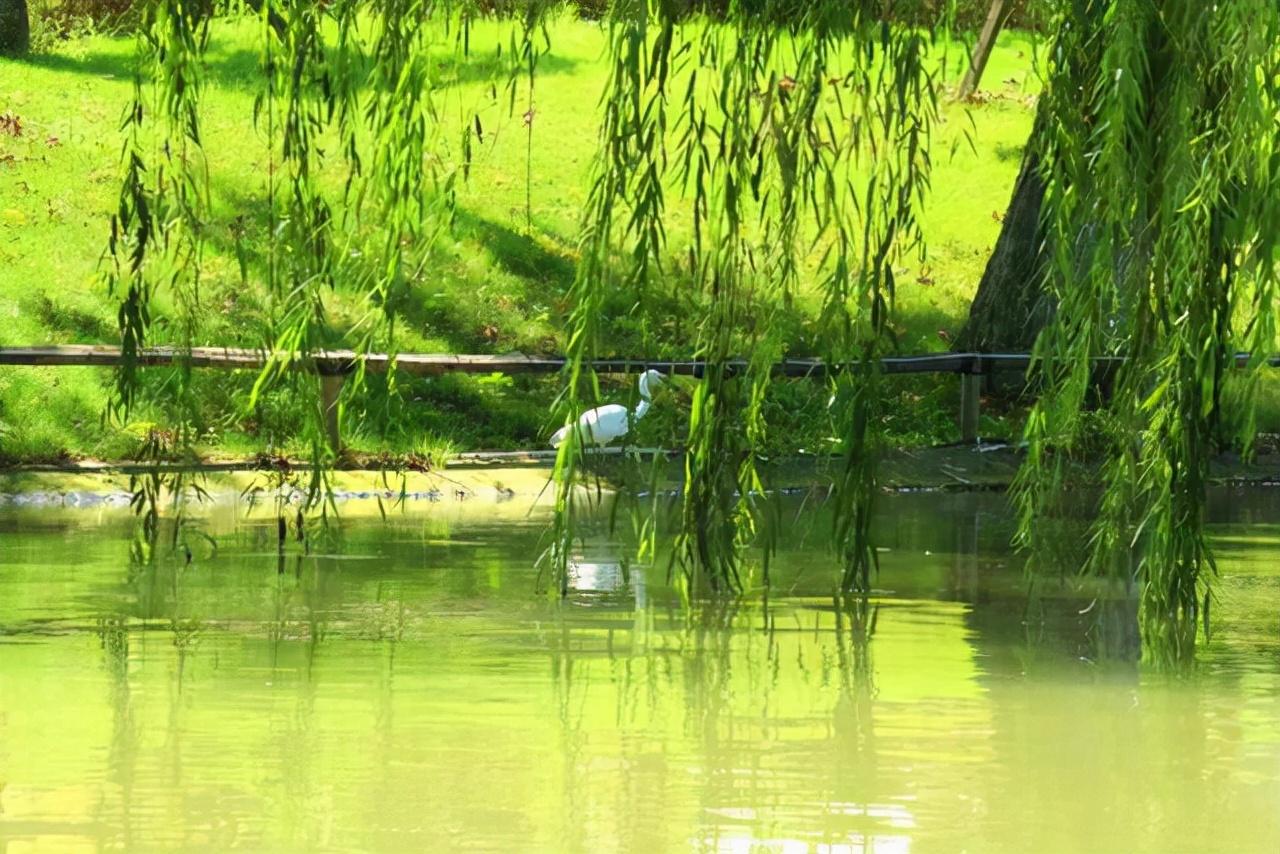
[634,398,651,421]
[638,373,656,401]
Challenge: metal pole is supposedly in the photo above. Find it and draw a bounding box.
[960,373,982,442]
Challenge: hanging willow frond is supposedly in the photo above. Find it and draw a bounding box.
[672,1,939,593]
[550,0,941,595]
[811,10,937,592]
[547,0,676,594]
[104,0,213,552]
[1016,0,1280,665]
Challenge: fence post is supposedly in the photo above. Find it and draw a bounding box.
[959,372,982,442]
[320,372,345,453]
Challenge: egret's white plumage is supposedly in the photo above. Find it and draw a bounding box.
[550,370,664,448]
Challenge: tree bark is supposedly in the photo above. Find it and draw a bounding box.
[0,0,29,56]
[954,111,1051,354]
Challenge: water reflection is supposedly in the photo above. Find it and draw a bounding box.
[0,489,1277,850]
[566,556,647,608]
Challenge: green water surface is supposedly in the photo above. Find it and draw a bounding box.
[1,488,1278,852]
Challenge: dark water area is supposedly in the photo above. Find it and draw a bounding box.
[0,486,1278,851]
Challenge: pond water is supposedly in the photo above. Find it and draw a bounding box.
[1,484,1278,852]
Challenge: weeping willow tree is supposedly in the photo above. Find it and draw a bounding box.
[552,0,1280,666]
[1016,0,1280,664]
[101,0,1280,663]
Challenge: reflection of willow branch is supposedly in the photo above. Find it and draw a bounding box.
[1021,577,1049,655]
[241,466,313,577]
[547,618,590,735]
[161,537,203,695]
[122,527,204,693]
[303,558,327,677]
[165,620,193,817]
[829,593,880,789]
[1089,590,1142,668]
[833,593,877,699]
[545,616,589,850]
[598,593,665,732]
[97,614,137,849]
[681,598,748,746]
[266,553,328,679]
[1018,575,1142,672]
[170,615,202,694]
[269,560,290,667]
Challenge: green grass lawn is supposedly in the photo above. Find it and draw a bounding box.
[0,14,1045,463]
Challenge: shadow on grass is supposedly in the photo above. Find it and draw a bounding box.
[432,50,580,90]
[18,34,581,93]
[388,208,579,355]
[993,141,1025,163]
[192,177,577,356]
[451,207,576,284]
[20,46,262,89]
[32,294,114,342]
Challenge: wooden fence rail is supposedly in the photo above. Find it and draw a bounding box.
[0,344,1053,375]
[4,345,1279,450]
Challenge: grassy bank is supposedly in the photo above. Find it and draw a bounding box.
[0,14,1043,463]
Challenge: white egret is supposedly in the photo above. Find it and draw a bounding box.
[550,369,665,448]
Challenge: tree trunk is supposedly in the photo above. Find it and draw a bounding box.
[955,113,1051,354]
[958,0,1009,100]
[957,1,1111,358]
[0,0,29,56]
